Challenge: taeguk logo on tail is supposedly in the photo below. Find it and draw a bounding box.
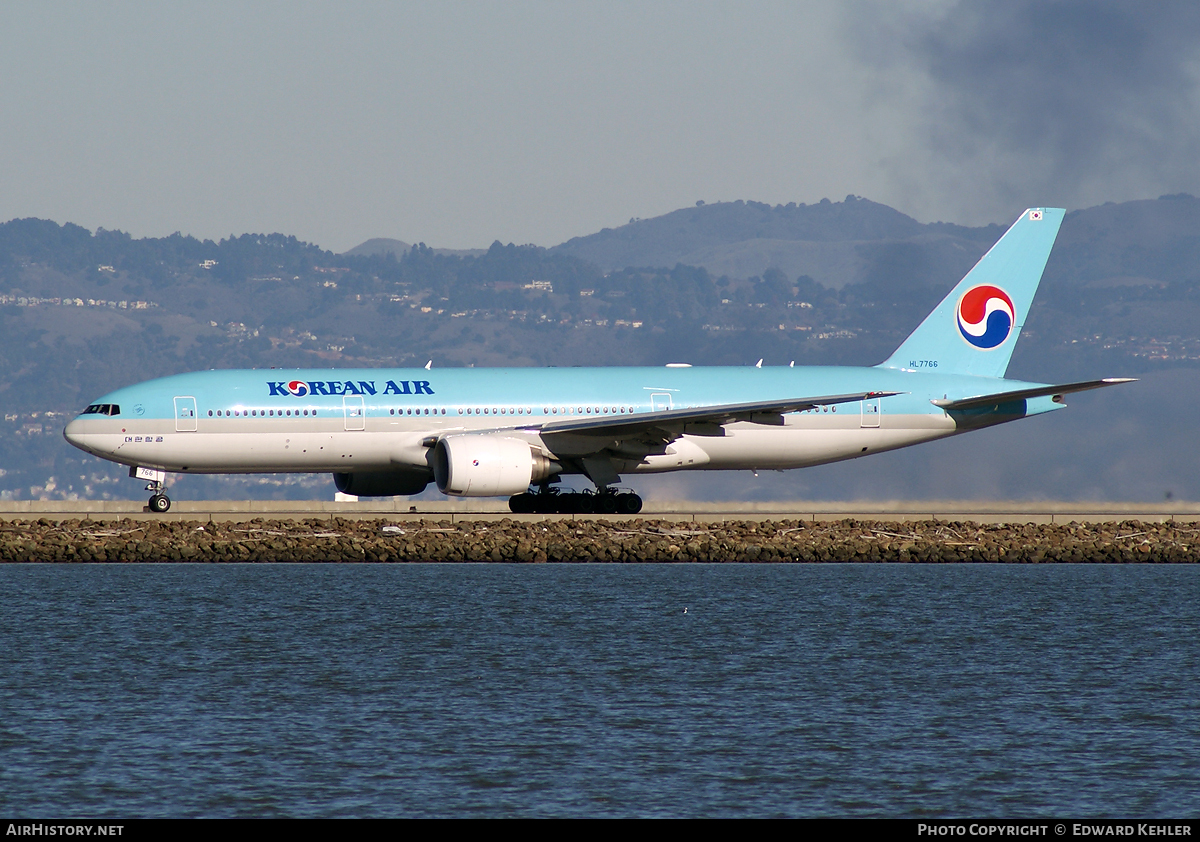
[956,285,1014,349]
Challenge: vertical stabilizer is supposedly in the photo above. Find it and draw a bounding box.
[879,208,1064,378]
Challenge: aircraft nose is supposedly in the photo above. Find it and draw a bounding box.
[63,418,91,453]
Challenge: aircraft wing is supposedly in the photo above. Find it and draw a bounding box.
[930,378,1136,411]
[527,390,903,437]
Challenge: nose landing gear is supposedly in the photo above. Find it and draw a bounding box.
[131,466,171,513]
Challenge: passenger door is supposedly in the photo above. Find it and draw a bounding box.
[343,396,366,431]
[174,396,198,432]
[860,396,881,428]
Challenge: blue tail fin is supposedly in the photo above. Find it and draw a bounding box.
[879,208,1064,378]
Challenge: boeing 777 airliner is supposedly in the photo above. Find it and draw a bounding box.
[64,208,1132,513]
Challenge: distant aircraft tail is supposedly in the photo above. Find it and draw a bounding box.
[878,208,1065,378]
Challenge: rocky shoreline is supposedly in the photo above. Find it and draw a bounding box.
[1,517,1198,563]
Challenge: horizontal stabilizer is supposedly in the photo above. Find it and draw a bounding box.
[930,378,1136,411]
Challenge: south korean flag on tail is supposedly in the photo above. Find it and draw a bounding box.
[1029,209,1043,220]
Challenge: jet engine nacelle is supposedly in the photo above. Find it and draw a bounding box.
[433,434,558,497]
[333,468,432,497]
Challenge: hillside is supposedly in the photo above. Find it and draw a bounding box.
[552,195,1000,285]
[343,238,487,259]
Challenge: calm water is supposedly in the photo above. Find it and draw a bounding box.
[0,564,1197,818]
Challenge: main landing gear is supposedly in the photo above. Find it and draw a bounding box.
[508,487,642,515]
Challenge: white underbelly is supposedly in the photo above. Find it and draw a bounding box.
[626,414,954,473]
[78,427,434,474]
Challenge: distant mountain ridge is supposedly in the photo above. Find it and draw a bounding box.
[343,237,486,259]
[550,195,1000,286]
[342,237,410,257]
[549,193,1200,293]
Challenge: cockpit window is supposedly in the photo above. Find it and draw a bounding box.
[83,404,120,416]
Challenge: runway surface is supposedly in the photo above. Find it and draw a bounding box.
[2,500,1198,524]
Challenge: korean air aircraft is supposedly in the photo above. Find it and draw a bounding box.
[64,208,1131,514]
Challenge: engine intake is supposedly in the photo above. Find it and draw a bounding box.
[433,435,558,497]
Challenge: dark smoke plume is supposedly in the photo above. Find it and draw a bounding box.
[853,1,1200,217]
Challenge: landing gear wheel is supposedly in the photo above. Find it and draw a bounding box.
[617,493,643,515]
[509,488,640,516]
[148,494,171,513]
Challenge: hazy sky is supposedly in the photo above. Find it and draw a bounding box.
[2,1,1198,252]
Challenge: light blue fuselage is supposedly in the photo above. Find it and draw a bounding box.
[63,365,1058,476]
